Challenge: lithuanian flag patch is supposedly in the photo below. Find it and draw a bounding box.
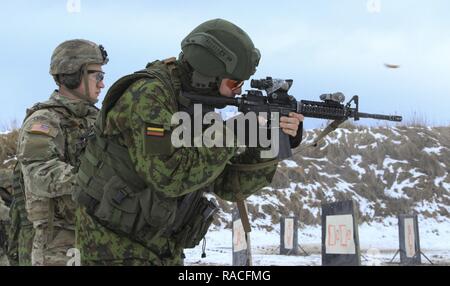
[146,126,165,137]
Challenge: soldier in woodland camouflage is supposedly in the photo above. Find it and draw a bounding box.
[0,169,13,206]
[0,196,10,266]
[0,169,13,266]
[74,19,304,265]
[15,39,108,266]
[7,164,36,266]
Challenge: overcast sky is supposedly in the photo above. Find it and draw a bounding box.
[1,0,449,130]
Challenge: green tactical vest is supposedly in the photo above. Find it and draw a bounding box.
[8,97,97,266]
[7,163,33,266]
[74,60,218,251]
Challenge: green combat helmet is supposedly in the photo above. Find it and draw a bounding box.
[0,169,13,207]
[50,39,109,103]
[180,18,260,93]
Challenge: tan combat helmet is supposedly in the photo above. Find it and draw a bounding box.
[50,39,109,103]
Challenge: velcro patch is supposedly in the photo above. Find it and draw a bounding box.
[146,126,165,137]
[24,120,57,137]
[29,123,50,135]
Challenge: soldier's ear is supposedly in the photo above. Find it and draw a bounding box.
[53,75,62,86]
[58,71,82,90]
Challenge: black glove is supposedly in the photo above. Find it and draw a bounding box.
[289,121,303,149]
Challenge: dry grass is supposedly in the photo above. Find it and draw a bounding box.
[402,111,429,127]
[0,129,19,169]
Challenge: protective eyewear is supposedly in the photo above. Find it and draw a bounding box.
[87,70,105,83]
[226,79,244,91]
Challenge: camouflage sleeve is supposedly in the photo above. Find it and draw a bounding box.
[213,120,304,201]
[17,110,75,200]
[212,147,278,201]
[5,200,19,265]
[0,198,10,260]
[105,78,239,198]
[0,198,9,221]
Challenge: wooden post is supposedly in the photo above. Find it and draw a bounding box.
[232,202,252,266]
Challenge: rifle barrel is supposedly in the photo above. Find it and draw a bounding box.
[356,112,402,122]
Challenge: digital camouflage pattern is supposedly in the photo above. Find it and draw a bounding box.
[0,169,12,265]
[0,196,10,266]
[5,165,34,266]
[17,91,98,265]
[7,199,34,266]
[0,169,13,193]
[75,60,278,265]
[50,39,108,75]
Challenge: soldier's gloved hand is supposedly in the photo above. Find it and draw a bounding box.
[280,112,304,137]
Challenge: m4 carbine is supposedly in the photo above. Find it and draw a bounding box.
[182,77,402,160]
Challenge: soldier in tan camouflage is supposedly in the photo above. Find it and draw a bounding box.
[16,39,108,266]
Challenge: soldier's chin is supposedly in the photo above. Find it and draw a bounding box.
[90,98,99,104]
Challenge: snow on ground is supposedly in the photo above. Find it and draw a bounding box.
[415,199,450,214]
[384,172,416,199]
[324,133,340,145]
[368,129,389,141]
[369,164,386,180]
[184,217,450,266]
[410,168,427,179]
[301,156,328,162]
[390,127,402,137]
[346,155,366,179]
[356,142,379,149]
[382,157,409,173]
[423,146,447,155]
[384,187,409,199]
[353,195,376,217]
[318,172,339,179]
[433,174,450,191]
[282,160,299,168]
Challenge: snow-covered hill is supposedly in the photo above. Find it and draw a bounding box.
[211,125,450,230]
[190,125,450,265]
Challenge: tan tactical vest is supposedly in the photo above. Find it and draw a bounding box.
[9,97,97,264]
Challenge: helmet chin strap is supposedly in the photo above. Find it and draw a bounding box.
[66,65,98,104]
[81,66,98,104]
